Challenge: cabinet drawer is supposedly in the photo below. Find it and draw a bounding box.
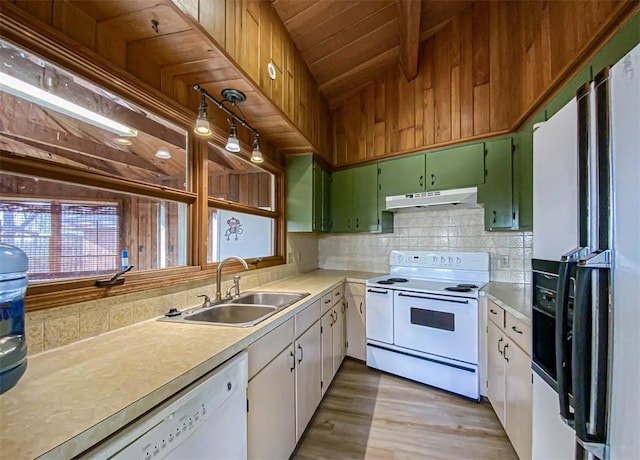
[506,314,530,355]
[248,318,294,379]
[295,299,321,337]
[487,300,505,327]
[321,292,333,315]
[332,285,344,305]
[346,282,365,297]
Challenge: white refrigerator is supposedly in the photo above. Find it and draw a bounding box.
[532,44,640,460]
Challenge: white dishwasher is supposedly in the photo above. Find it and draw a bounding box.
[84,352,248,460]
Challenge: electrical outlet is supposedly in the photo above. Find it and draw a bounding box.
[500,255,510,268]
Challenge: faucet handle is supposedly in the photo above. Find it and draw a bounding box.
[197,294,211,307]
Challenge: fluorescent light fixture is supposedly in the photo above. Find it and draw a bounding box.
[250,136,263,163]
[155,148,171,159]
[0,71,138,137]
[225,121,240,153]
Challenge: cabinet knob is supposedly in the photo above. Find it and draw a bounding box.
[419,175,424,187]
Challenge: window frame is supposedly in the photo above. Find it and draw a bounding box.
[0,25,287,313]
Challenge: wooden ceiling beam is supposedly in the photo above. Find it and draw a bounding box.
[398,0,422,81]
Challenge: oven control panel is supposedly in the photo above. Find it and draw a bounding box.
[390,251,489,271]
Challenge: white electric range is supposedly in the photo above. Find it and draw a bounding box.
[366,250,490,400]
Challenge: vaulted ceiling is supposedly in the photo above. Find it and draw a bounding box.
[272,0,472,106]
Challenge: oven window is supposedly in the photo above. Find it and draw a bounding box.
[410,308,455,331]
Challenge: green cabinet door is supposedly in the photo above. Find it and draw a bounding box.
[425,144,485,191]
[286,155,314,232]
[321,166,331,232]
[378,154,426,213]
[352,164,379,232]
[329,169,353,232]
[312,159,324,232]
[479,138,514,231]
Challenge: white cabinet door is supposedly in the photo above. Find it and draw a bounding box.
[295,321,322,440]
[321,310,334,396]
[505,339,533,460]
[346,294,366,360]
[332,305,344,374]
[248,344,296,460]
[487,320,506,426]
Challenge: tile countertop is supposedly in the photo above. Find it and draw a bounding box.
[0,269,382,460]
[482,282,532,325]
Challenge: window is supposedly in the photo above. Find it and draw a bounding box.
[206,144,278,263]
[0,174,189,281]
[0,36,283,308]
[0,200,119,280]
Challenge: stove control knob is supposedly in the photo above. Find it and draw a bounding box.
[448,257,454,264]
[397,255,404,263]
[432,256,438,264]
[440,257,446,264]
[456,257,462,264]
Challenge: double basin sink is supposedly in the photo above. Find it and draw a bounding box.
[159,292,309,327]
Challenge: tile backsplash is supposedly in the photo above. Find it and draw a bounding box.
[319,208,532,283]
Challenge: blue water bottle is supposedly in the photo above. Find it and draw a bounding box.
[0,244,28,394]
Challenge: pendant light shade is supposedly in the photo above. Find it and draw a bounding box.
[194,98,212,137]
[250,135,263,163]
[225,121,241,152]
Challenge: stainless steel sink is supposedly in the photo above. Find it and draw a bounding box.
[158,291,309,327]
[228,292,308,308]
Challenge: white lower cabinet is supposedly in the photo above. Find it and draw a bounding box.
[247,344,296,460]
[248,285,346,459]
[321,309,334,396]
[346,291,366,360]
[486,300,532,460]
[295,321,322,440]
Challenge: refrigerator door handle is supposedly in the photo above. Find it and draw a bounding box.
[555,247,589,426]
[572,250,610,456]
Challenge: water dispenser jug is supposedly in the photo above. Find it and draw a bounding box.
[0,243,28,394]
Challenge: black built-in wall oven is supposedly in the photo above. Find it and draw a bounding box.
[531,259,575,391]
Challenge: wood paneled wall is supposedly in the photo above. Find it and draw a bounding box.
[332,0,633,167]
[171,0,331,159]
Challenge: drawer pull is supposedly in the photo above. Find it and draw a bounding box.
[324,299,331,304]
[490,309,498,315]
[511,326,523,335]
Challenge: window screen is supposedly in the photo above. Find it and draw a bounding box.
[0,200,119,280]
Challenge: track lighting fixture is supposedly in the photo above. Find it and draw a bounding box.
[193,84,262,160]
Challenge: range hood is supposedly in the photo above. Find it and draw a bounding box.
[385,187,479,212]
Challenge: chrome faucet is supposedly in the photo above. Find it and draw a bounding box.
[216,256,249,302]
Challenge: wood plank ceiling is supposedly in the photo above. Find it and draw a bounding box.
[272,0,471,107]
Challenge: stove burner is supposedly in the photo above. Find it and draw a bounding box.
[387,278,408,282]
[444,286,473,292]
[456,283,478,289]
[377,280,395,285]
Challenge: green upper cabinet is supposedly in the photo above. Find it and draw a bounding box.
[377,154,426,213]
[478,138,514,231]
[352,164,379,232]
[425,144,485,191]
[329,164,382,233]
[329,168,352,233]
[286,155,329,232]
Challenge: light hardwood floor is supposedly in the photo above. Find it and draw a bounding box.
[293,359,517,460]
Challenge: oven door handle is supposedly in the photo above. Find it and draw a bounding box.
[397,292,469,304]
[367,289,389,295]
